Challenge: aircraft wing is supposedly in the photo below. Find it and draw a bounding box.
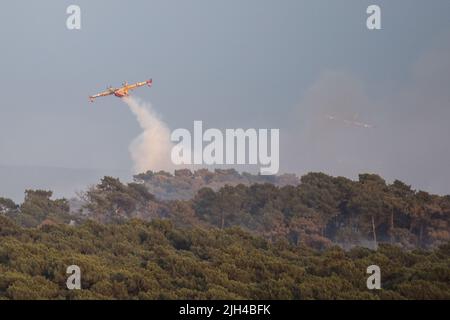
[89,89,114,102]
[126,79,152,91]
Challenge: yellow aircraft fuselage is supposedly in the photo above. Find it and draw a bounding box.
[89,79,152,102]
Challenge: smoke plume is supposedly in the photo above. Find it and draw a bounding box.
[122,96,175,173]
[285,36,450,195]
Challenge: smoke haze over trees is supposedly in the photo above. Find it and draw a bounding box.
[2,169,449,250]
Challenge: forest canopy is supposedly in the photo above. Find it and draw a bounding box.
[0,216,449,300]
[0,170,449,299]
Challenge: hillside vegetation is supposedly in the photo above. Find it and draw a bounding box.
[0,170,449,299]
[2,170,449,250]
[133,168,300,200]
[0,216,449,299]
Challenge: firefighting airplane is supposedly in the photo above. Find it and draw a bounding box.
[89,79,152,102]
[326,114,374,129]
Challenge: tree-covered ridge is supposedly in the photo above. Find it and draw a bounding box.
[1,171,449,250]
[0,216,449,300]
[1,190,72,228]
[85,172,450,249]
[133,168,300,200]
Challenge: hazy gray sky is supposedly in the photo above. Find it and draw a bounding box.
[1,1,450,196]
